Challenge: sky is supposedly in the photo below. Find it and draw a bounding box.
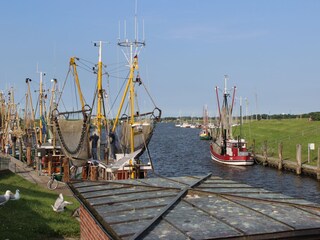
[0,0,320,118]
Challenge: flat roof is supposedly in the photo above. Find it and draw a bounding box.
[69,174,320,239]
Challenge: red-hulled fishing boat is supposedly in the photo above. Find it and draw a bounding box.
[210,75,254,166]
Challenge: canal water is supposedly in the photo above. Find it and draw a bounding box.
[143,122,320,204]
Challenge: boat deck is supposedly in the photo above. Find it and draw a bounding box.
[69,174,320,239]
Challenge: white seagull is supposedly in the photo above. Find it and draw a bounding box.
[10,189,20,200]
[51,193,73,212]
[0,190,13,205]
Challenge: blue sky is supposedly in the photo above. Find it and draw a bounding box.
[0,0,319,117]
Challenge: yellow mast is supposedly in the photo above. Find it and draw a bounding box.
[39,72,44,144]
[96,41,104,136]
[111,54,139,153]
[129,55,138,152]
[70,58,85,110]
[0,92,4,151]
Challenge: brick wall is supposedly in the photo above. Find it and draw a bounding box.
[80,205,110,240]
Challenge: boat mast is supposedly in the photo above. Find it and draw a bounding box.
[114,6,145,153]
[95,41,104,137]
[38,71,45,144]
[26,78,38,145]
[70,58,85,110]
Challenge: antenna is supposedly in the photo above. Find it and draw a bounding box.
[245,97,248,123]
[135,0,138,41]
[142,18,145,41]
[118,2,145,64]
[255,91,258,120]
[124,20,127,40]
[224,74,228,94]
[118,21,121,41]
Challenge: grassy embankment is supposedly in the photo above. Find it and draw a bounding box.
[233,118,320,165]
[0,170,80,240]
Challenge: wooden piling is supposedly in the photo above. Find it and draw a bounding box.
[252,139,256,158]
[63,157,70,183]
[90,166,98,181]
[48,156,52,175]
[26,147,32,166]
[317,147,320,181]
[12,142,16,158]
[82,165,88,180]
[101,168,106,180]
[18,140,22,161]
[263,140,268,166]
[278,142,283,170]
[296,144,302,175]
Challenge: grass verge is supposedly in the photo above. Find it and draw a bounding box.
[233,118,320,165]
[0,170,80,240]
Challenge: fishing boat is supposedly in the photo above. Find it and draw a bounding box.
[53,12,160,180]
[210,75,253,166]
[107,31,161,179]
[199,105,212,140]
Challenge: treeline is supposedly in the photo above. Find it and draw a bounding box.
[257,112,320,121]
[162,112,320,122]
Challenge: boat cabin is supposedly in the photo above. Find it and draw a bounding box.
[226,139,249,157]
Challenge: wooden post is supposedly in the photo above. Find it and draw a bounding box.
[317,147,320,181]
[296,144,302,175]
[18,140,22,161]
[90,166,98,181]
[26,147,32,166]
[12,142,16,158]
[263,140,268,166]
[82,165,88,180]
[63,157,70,183]
[48,156,52,175]
[252,139,256,158]
[101,168,106,180]
[278,142,283,170]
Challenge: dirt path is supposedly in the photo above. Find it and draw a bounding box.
[0,153,73,197]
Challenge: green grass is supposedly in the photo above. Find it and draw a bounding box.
[0,170,80,240]
[233,118,320,165]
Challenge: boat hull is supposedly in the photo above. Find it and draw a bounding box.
[200,135,212,140]
[210,144,254,166]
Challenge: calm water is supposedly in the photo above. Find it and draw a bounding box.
[142,123,320,204]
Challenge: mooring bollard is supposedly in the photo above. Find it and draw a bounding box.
[296,144,302,175]
[278,142,283,170]
[317,147,320,181]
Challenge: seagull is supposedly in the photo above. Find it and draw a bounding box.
[51,193,73,212]
[10,189,20,200]
[0,190,13,206]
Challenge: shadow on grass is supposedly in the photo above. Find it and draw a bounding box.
[0,170,80,240]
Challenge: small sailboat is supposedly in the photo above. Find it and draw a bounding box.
[210,75,253,166]
[199,105,212,140]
